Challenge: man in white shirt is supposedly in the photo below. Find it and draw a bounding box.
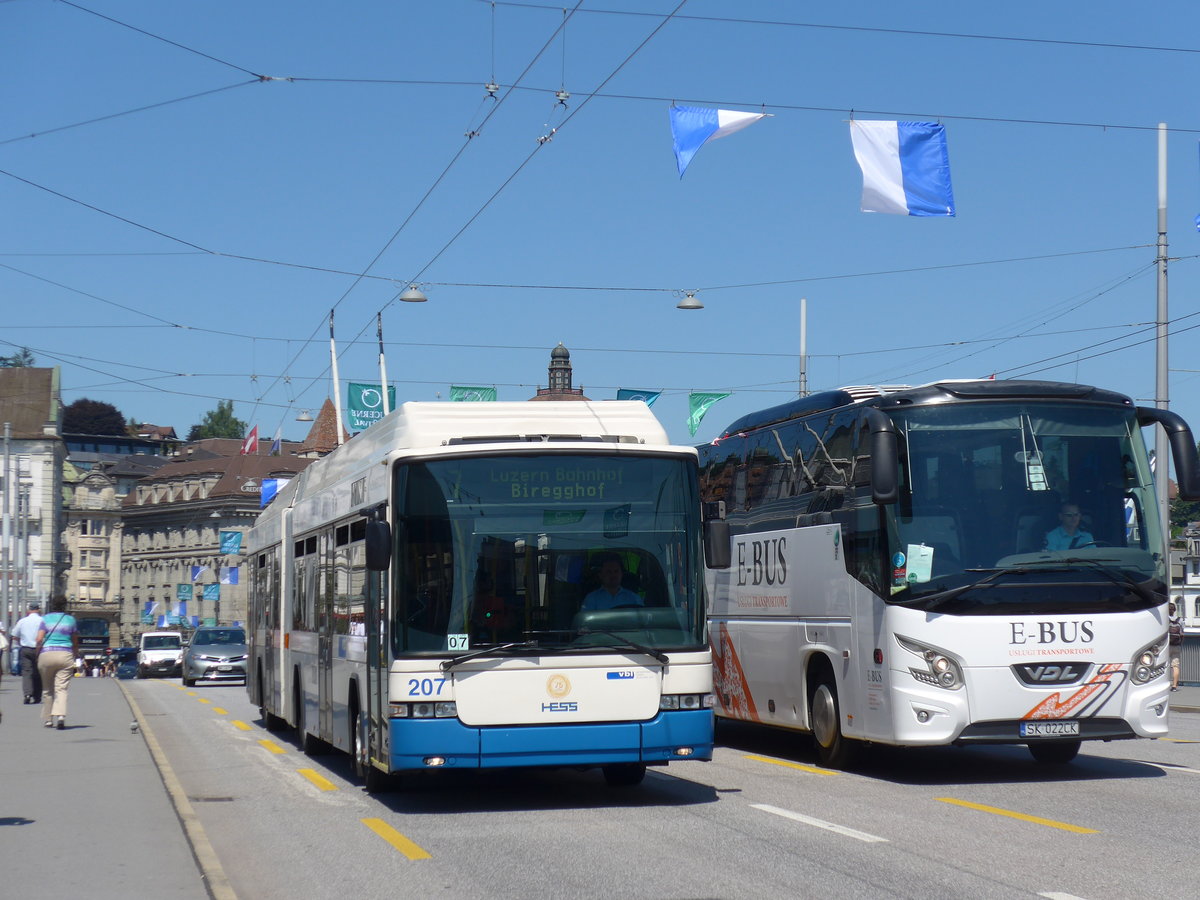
[10,601,45,704]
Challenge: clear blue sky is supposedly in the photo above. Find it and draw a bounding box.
[5,0,1200,447]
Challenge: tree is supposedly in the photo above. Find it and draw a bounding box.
[187,399,248,441]
[0,347,35,367]
[63,398,128,435]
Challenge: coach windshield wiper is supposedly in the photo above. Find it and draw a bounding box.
[440,640,541,672]
[576,628,669,665]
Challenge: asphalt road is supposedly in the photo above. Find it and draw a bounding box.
[119,679,1200,900]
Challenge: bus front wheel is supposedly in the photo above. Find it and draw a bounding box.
[352,710,394,793]
[1028,739,1080,764]
[809,677,856,769]
[602,763,646,787]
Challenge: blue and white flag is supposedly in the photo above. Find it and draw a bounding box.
[670,106,768,178]
[616,388,662,407]
[850,120,955,216]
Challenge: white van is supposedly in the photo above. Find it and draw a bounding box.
[137,631,183,679]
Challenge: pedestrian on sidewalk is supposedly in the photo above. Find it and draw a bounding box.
[1168,599,1184,692]
[10,601,45,704]
[37,596,79,730]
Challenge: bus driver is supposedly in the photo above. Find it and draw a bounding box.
[582,554,643,611]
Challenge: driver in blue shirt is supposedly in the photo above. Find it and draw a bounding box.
[1045,502,1094,551]
[582,554,643,610]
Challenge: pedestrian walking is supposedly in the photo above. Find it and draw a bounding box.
[1168,599,1184,692]
[10,601,45,704]
[36,596,80,730]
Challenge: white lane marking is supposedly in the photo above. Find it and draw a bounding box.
[1145,760,1200,775]
[751,803,889,843]
[1039,893,1091,899]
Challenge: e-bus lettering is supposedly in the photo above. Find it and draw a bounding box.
[736,537,787,586]
[1009,620,1095,645]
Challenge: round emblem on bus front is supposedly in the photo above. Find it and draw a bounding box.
[546,674,571,698]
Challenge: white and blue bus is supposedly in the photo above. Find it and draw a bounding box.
[247,401,720,789]
[698,380,1200,766]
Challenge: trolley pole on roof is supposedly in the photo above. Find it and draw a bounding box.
[1155,123,1170,546]
[799,297,808,398]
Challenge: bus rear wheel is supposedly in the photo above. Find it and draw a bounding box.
[602,763,646,787]
[1028,739,1080,764]
[809,677,856,769]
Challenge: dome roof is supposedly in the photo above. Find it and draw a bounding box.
[550,342,570,360]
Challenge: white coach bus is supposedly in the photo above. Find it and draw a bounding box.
[698,380,1200,766]
[247,401,721,789]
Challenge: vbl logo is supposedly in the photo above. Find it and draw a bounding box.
[541,702,579,712]
[736,537,787,586]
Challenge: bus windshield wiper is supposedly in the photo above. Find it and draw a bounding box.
[576,628,669,665]
[889,568,1016,610]
[440,640,541,672]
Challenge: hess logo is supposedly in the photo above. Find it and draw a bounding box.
[541,701,579,713]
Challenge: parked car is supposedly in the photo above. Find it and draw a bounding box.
[137,631,184,679]
[114,647,138,679]
[181,627,248,686]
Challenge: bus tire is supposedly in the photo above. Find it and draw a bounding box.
[1028,739,1080,764]
[602,763,646,787]
[809,675,856,769]
[294,673,329,755]
[351,707,395,792]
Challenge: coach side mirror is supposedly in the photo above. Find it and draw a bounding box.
[364,520,392,571]
[865,408,899,505]
[1137,406,1200,500]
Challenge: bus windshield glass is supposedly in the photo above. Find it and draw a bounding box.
[392,452,706,655]
[885,400,1164,614]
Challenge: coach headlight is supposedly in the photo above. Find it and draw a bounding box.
[895,634,964,691]
[1130,637,1166,685]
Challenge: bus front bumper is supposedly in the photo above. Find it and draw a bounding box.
[385,709,713,771]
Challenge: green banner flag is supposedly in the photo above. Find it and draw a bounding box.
[451,385,497,402]
[347,382,397,431]
[176,583,193,601]
[687,391,731,436]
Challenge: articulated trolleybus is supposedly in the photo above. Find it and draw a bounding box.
[247,401,718,789]
[699,380,1200,766]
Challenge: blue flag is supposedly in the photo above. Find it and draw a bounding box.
[616,388,662,407]
[850,121,955,216]
[670,106,767,178]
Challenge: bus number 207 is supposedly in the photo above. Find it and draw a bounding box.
[407,677,448,697]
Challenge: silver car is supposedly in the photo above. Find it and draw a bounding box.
[181,627,248,687]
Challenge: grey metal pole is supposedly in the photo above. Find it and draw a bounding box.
[799,297,808,398]
[2,422,11,633]
[1155,123,1170,549]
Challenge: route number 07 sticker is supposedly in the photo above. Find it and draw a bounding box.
[447,633,469,650]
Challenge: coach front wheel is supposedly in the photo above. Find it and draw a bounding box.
[809,677,856,769]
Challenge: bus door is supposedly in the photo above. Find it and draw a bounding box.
[364,568,388,764]
[317,533,334,739]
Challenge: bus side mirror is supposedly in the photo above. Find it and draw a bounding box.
[703,501,731,569]
[1137,406,1200,500]
[364,520,392,571]
[865,409,899,505]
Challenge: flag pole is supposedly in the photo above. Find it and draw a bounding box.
[329,309,345,446]
[377,312,390,416]
[1155,123,1170,546]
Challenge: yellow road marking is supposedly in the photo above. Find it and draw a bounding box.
[258,739,287,755]
[298,768,338,791]
[937,797,1097,833]
[745,754,838,775]
[362,818,431,860]
[231,720,252,731]
[197,698,211,705]
[186,691,197,696]
[1161,737,1200,743]
[211,707,228,715]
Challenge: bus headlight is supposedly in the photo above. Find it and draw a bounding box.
[895,635,964,691]
[389,701,458,719]
[660,693,713,711]
[1130,637,1166,685]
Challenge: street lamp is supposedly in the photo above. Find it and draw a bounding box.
[675,290,703,310]
[399,284,428,303]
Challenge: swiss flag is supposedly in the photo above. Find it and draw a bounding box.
[241,425,259,455]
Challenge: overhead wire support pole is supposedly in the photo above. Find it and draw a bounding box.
[378,312,390,416]
[1155,122,1170,548]
[330,310,345,446]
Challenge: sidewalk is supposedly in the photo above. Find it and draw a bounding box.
[0,671,210,899]
[1170,682,1200,713]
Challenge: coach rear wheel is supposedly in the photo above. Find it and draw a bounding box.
[602,763,646,787]
[809,677,856,769]
[1027,739,1080,764]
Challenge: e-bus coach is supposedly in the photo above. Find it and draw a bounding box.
[247,401,723,789]
[698,379,1200,766]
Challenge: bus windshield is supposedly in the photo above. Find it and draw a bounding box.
[392,452,706,655]
[885,400,1165,614]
